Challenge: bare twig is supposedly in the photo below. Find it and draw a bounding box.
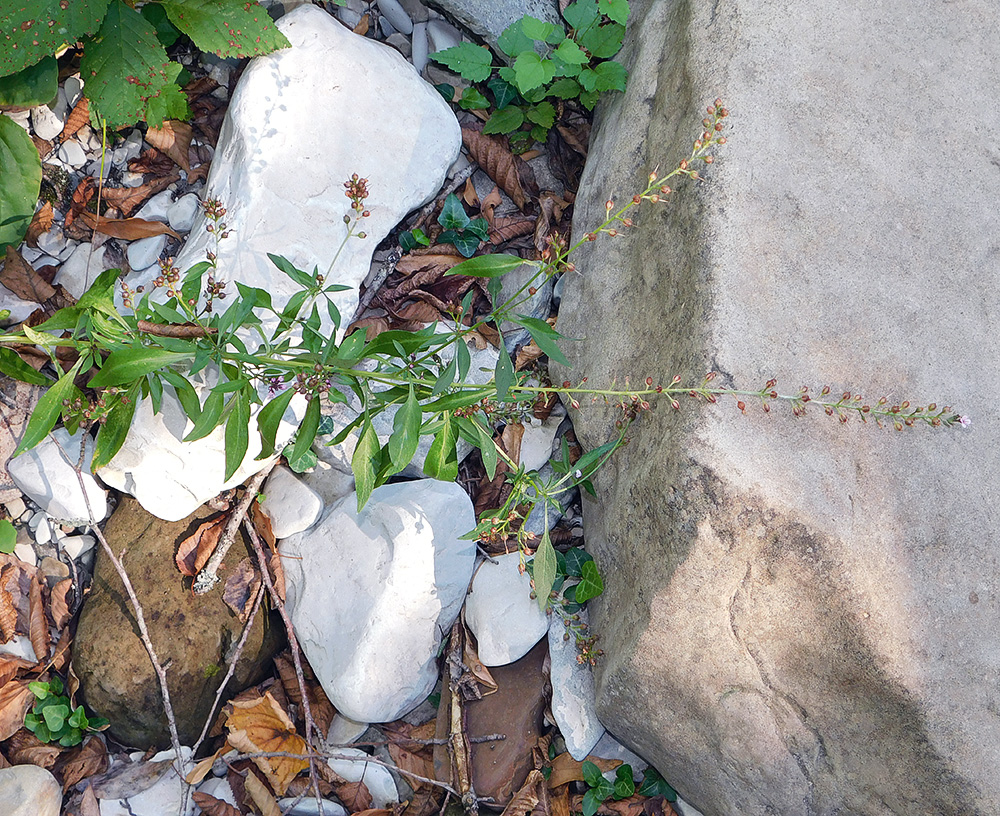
[446,621,477,814]
[193,462,275,594]
[352,247,401,323]
[137,320,218,338]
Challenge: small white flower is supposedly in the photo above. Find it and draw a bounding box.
[574,469,583,479]
[958,415,972,428]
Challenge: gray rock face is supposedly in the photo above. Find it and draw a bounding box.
[0,765,61,816]
[551,1,1000,814]
[425,0,562,60]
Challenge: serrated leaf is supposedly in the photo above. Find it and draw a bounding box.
[0,0,110,78]
[526,101,556,128]
[520,16,559,43]
[598,0,630,25]
[13,358,82,456]
[160,0,289,60]
[0,114,42,252]
[352,418,380,509]
[0,520,15,555]
[141,3,182,47]
[575,559,604,602]
[532,530,558,610]
[457,86,489,110]
[563,0,601,31]
[388,386,421,473]
[548,77,582,99]
[554,39,589,73]
[589,60,628,91]
[488,76,519,109]
[92,381,140,469]
[423,413,458,481]
[430,42,493,82]
[497,20,535,59]
[89,347,192,388]
[512,52,555,93]
[143,61,189,127]
[579,21,625,58]
[224,388,251,481]
[0,56,57,107]
[483,105,526,135]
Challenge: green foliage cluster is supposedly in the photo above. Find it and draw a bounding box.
[436,193,490,257]
[431,0,629,147]
[580,762,678,816]
[0,518,15,553]
[25,675,109,746]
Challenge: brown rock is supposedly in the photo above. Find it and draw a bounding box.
[73,497,283,748]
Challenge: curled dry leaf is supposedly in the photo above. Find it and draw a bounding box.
[222,557,261,622]
[462,621,498,696]
[100,172,180,218]
[462,177,479,208]
[185,745,228,786]
[462,128,539,212]
[550,783,571,816]
[192,791,242,816]
[480,185,503,225]
[175,513,228,577]
[489,215,536,246]
[88,757,174,799]
[1,246,56,304]
[128,147,176,176]
[64,177,95,229]
[0,654,37,687]
[62,96,91,140]
[353,13,371,35]
[55,735,109,791]
[24,201,54,247]
[244,767,282,816]
[225,691,308,796]
[28,571,48,663]
[499,769,546,816]
[145,120,193,172]
[48,578,72,630]
[0,581,17,644]
[515,341,545,371]
[31,135,53,160]
[79,210,181,241]
[5,728,62,768]
[250,501,277,552]
[337,779,375,813]
[0,679,33,741]
[546,753,622,789]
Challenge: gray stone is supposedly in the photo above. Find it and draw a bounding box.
[259,464,324,538]
[377,0,414,35]
[281,479,475,722]
[100,748,195,816]
[425,0,562,59]
[327,747,399,808]
[126,233,167,272]
[0,765,61,816]
[135,189,174,223]
[56,139,87,169]
[30,105,64,141]
[54,242,107,300]
[167,192,201,232]
[550,1,1000,814]
[547,607,604,760]
[411,22,429,73]
[425,19,461,52]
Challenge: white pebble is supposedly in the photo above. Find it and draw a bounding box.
[34,516,52,546]
[35,226,67,259]
[411,22,429,73]
[13,542,37,568]
[135,189,174,222]
[56,140,87,169]
[3,497,25,519]
[64,75,84,108]
[426,19,461,53]
[30,105,64,141]
[60,535,95,561]
[376,0,413,34]
[127,234,167,272]
[167,193,201,233]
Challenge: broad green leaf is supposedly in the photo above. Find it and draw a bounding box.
[435,83,455,101]
[512,52,556,93]
[438,194,471,231]
[553,38,589,68]
[289,394,320,468]
[255,386,295,459]
[430,42,493,82]
[613,766,635,800]
[284,443,316,473]
[28,681,49,700]
[41,703,69,733]
[140,3,182,47]
[532,530,558,609]
[89,347,192,388]
[582,60,627,92]
[0,56,57,107]
[92,381,140,469]
[529,124,550,143]
[575,559,604,602]
[579,88,600,110]
[599,0,630,25]
[224,388,251,481]
[516,315,571,366]
[0,114,42,252]
[160,0,290,60]
[142,61,189,127]
[445,253,527,279]
[430,353,457,398]
[68,706,89,730]
[578,22,625,58]
[439,229,481,258]
[0,348,51,386]
[387,386,421,473]
[484,106,526,135]
[352,418,380,509]
[548,77,582,99]
[0,520,15,554]
[520,16,559,43]
[80,0,176,129]
[466,218,489,241]
[581,761,606,789]
[423,413,458,482]
[267,253,314,289]
[494,342,514,402]
[637,768,678,802]
[526,101,556,128]
[13,359,82,456]
[488,77,519,109]
[0,0,110,77]
[497,21,534,58]
[562,547,593,577]
[563,0,601,32]
[457,86,489,110]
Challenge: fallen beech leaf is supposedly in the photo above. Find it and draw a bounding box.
[79,210,181,241]
[395,248,465,277]
[546,753,621,789]
[462,621,497,695]
[462,128,538,212]
[244,768,282,816]
[55,735,109,791]
[401,787,443,816]
[251,501,277,552]
[64,177,95,228]
[145,120,192,172]
[192,791,242,816]
[100,172,180,218]
[28,572,47,663]
[557,122,590,158]
[71,783,101,816]
[353,810,393,816]
[462,177,479,208]
[128,147,176,176]
[489,215,535,246]
[481,185,503,225]
[385,740,435,792]
[62,97,90,140]
[48,578,72,630]
[273,652,335,736]
[268,548,285,604]
[175,513,228,577]
[499,769,545,816]
[88,757,174,799]
[0,581,17,643]
[394,301,445,325]
[31,135,53,160]
[6,728,62,767]
[594,795,650,816]
[515,340,544,371]
[226,691,308,796]
[185,745,227,785]
[0,679,33,741]
[1,246,56,303]
[24,202,54,247]
[0,654,37,687]
[222,557,260,622]
[49,626,71,674]
[336,779,374,813]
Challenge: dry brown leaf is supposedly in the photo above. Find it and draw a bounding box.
[6,727,62,768]
[401,787,443,816]
[88,757,174,799]
[175,513,228,577]
[64,176,95,228]
[480,185,503,225]
[24,202,54,247]
[0,654,37,687]
[515,340,545,371]
[128,147,176,176]
[489,215,536,246]
[395,249,465,277]
[500,769,545,816]
[244,768,282,816]
[353,13,370,35]
[556,122,590,158]
[550,783,571,816]
[31,135,53,160]
[269,548,286,604]
[222,557,260,622]
[28,572,48,663]
[0,679,33,741]
[78,210,181,241]
[642,796,677,816]
[50,626,71,674]
[251,501,277,552]
[592,796,650,816]
[226,691,308,796]
[191,791,242,816]
[393,301,444,325]
[185,745,227,786]
[336,779,374,813]
[100,172,180,218]
[145,120,192,172]
[462,621,498,695]
[462,128,538,211]
[48,578,72,630]
[385,741,434,792]
[55,735,109,791]
[1,246,56,303]
[546,753,621,789]
[273,652,335,736]
[462,177,479,208]
[70,782,101,816]
[62,96,90,140]
[353,810,393,816]
[0,583,17,644]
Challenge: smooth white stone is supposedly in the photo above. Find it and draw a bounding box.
[548,607,605,760]
[101,747,195,816]
[411,22,429,73]
[8,428,108,524]
[3,497,25,518]
[60,535,96,561]
[0,635,38,663]
[12,542,36,567]
[196,776,239,807]
[28,254,59,269]
[518,405,566,472]
[34,516,51,545]
[57,139,87,169]
[54,242,106,300]
[592,733,649,782]
[167,193,201,232]
[0,765,61,816]
[5,110,30,131]
[27,511,44,532]
[327,713,369,746]
[377,0,414,34]
[135,189,174,222]
[277,799,347,816]
[326,748,399,808]
[30,105,64,141]
[260,464,324,539]
[34,225,67,259]
[126,233,167,272]
[464,552,549,667]
[426,19,461,52]
[281,480,475,722]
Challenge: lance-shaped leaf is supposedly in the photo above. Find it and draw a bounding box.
[289,395,320,469]
[387,386,421,474]
[423,412,458,482]
[14,358,82,456]
[92,381,140,469]
[89,347,193,388]
[515,315,572,367]
[224,386,251,481]
[255,386,295,460]
[532,529,558,610]
[352,417,381,509]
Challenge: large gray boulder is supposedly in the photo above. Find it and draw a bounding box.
[551,1,999,814]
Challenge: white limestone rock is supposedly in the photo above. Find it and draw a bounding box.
[465,552,549,666]
[8,428,108,524]
[547,607,605,760]
[100,747,195,816]
[260,464,324,538]
[167,193,201,232]
[278,799,347,816]
[30,104,64,141]
[328,713,369,746]
[54,242,106,300]
[0,765,61,816]
[327,747,399,808]
[518,404,566,472]
[281,479,475,722]
[126,233,166,272]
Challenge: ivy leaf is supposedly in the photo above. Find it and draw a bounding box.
[0,0,110,78]
[483,105,525,135]
[439,230,481,258]
[637,768,678,802]
[430,42,493,82]
[0,520,15,555]
[160,0,290,60]
[438,194,471,230]
[532,529,558,610]
[14,359,83,457]
[575,559,604,602]
[352,417,380,510]
[598,0,630,25]
[488,76,519,109]
[512,52,556,93]
[562,547,594,578]
[387,386,421,474]
[613,765,635,799]
[0,114,42,252]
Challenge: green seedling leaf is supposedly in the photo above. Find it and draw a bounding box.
[352,417,380,509]
[438,194,471,231]
[92,381,141,470]
[430,42,493,82]
[547,77,582,99]
[33,722,51,743]
[0,0,110,77]
[161,0,290,59]
[388,386,421,474]
[575,559,604,603]
[526,101,556,128]
[399,228,430,252]
[520,16,561,43]
[41,703,69,733]
[14,358,82,457]
[579,22,626,58]
[0,348,51,386]
[424,412,458,482]
[488,77,519,109]
[28,681,49,700]
[458,86,490,110]
[439,229,481,258]
[255,386,296,460]
[497,20,535,58]
[430,353,458,398]
[0,520,15,555]
[532,529,558,610]
[0,56,57,107]
[435,83,455,101]
[512,52,556,93]
[0,113,42,252]
[289,394,320,469]
[446,253,526,279]
[89,347,192,388]
[563,0,601,31]
[472,416,498,480]
[637,768,678,801]
[613,765,635,799]
[59,729,84,747]
[224,388,251,481]
[599,0,630,24]
[516,315,571,366]
[49,676,63,696]
[484,105,526,135]
[494,342,515,402]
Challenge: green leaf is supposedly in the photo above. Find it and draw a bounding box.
[430,42,493,82]
[59,729,83,747]
[13,358,82,457]
[575,559,604,603]
[28,681,49,700]
[183,387,225,442]
[89,347,192,388]
[553,38,589,69]
[388,386,421,474]
[0,348,51,386]
[80,0,177,129]
[547,77,582,99]
[142,62,190,128]
[613,765,635,799]
[457,86,489,110]
[140,3,182,47]
[637,768,678,802]
[423,412,458,482]
[255,386,295,460]
[587,60,627,92]
[289,395,320,469]
[0,113,42,252]
[579,88,600,110]
[284,444,316,473]
[0,520,15,555]
[512,52,555,93]
[562,547,593,577]
[494,342,515,402]
[0,57,57,107]
[466,218,489,241]
[483,106,526,135]
[435,83,455,101]
[0,0,110,78]
[488,77,519,109]
[598,0,630,25]
[497,21,535,58]
[41,703,69,733]
[34,722,51,743]
[532,529,558,610]
[224,388,251,481]
[92,381,140,470]
[439,229,481,258]
[579,22,625,58]
[268,254,315,289]
[68,706,89,730]
[516,315,571,366]
[352,418,380,509]
[399,228,430,252]
[160,0,290,59]
[520,16,560,43]
[438,194,471,231]
[526,101,556,128]
[472,416,497,480]
[430,353,457,398]
[563,0,601,31]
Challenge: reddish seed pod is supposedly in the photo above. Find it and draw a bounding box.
[528,286,537,295]
[714,98,723,107]
[927,403,936,411]
[670,399,680,410]
[671,375,682,385]
[825,406,834,416]
[679,159,688,170]
[704,156,714,164]
[623,218,633,227]
[633,195,642,204]
[645,377,653,386]
[608,229,618,237]
[606,199,614,210]
[656,386,663,393]
[737,400,746,413]
[718,137,727,144]
[649,195,660,203]
[660,186,671,194]
[565,263,576,272]
[763,402,771,413]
